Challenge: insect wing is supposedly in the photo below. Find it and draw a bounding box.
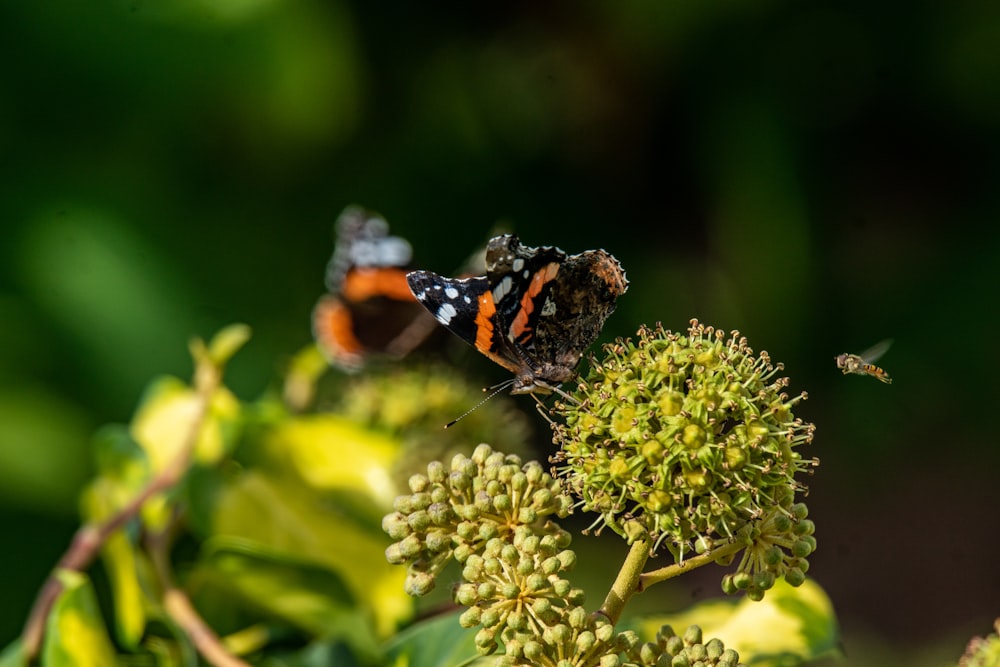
[483,234,565,350]
[859,338,893,364]
[325,206,413,292]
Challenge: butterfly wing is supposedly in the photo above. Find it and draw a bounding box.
[325,206,412,293]
[528,249,629,373]
[406,271,524,375]
[315,206,428,371]
[484,234,566,352]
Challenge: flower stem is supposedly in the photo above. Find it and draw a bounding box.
[597,537,651,625]
[638,539,745,590]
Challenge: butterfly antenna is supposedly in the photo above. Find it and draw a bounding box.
[444,379,515,428]
[530,393,557,425]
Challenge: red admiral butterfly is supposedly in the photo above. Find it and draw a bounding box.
[312,206,438,371]
[406,234,628,395]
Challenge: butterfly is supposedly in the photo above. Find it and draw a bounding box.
[406,234,628,395]
[312,206,439,371]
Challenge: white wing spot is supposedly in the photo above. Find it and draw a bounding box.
[512,258,524,272]
[436,303,458,325]
[445,286,459,299]
[492,275,513,303]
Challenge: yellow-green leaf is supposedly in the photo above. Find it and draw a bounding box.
[627,578,839,665]
[282,343,329,411]
[42,570,118,667]
[209,470,412,637]
[190,537,378,660]
[383,612,480,667]
[264,414,404,509]
[206,323,252,367]
[131,375,241,472]
[103,530,148,648]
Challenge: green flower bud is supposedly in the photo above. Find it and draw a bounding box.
[459,606,481,627]
[500,582,520,600]
[404,570,435,596]
[784,567,806,587]
[792,537,816,558]
[480,607,501,629]
[474,627,497,652]
[455,583,478,606]
[595,621,616,643]
[382,513,411,540]
[409,474,429,493]
[426,460,446,484]
[424,530,450,553]
[385,543,405,565]
[523,640,544,661]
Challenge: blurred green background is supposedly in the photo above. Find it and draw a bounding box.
[2,0,998,663]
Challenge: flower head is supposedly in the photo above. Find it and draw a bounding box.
[553,319,817,565]
[384,444,574,596]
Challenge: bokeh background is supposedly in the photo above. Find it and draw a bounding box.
[2,0,998,664]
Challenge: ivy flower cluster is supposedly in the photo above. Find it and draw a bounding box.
[382,319,819,664]
[624,625,742,667]
[553,320,817,574]
[383,444,573,597]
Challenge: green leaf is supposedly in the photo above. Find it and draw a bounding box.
[255,640,365,667]
[131,375,242,474]
[42,570,118,667]
[261,414,405,523]
[206,323,252,367]
[206,470,413,639]
[89,424,150,492]
[281,343,329,411]
[383,612,481,667]
[625,578,840,666]
[104,530,149,649]
[78,429,154,649]
[188,538,378,661]
[0,639,26,667]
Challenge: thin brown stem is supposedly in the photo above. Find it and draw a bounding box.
[21,359,220,660]
[163,590,252,667]
[147,522,251,667]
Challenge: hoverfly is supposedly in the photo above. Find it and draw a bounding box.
[835,339,893,384]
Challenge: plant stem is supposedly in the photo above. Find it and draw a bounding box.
[597,537,651,625]
[20,350,221,660]
[637,539,745,591]
[147,526,252,667]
